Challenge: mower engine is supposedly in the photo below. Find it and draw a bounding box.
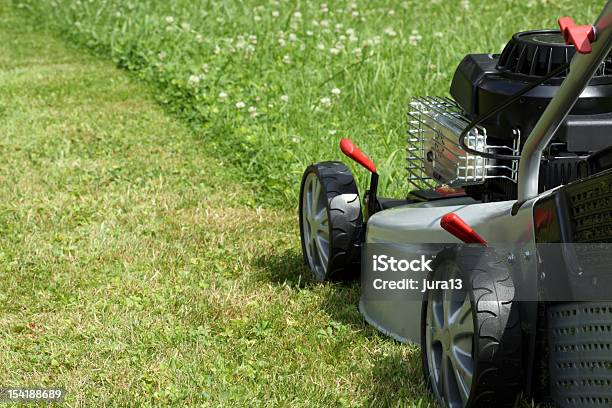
[408,30,612,202]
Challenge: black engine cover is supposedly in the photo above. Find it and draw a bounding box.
[450,30,612,153]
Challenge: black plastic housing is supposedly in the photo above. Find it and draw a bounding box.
[450,30,612,151]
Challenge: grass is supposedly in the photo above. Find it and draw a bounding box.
[1,0,604,407]
[0,5,431,407]
[13,0,603,207]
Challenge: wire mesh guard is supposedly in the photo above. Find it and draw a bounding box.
[406,97,520,190]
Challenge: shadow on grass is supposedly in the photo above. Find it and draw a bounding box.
[253,248,312,288]
[365,352,433,408]
[253,248,364,327]
[255,248,433,406]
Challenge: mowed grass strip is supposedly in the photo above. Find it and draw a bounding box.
[0,7,432,407]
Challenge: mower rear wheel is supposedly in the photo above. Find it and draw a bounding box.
[299,162,362,281]
[422,248,523,408]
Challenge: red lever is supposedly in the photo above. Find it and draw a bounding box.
[558,17,595,54]
[440,213,487,246]
[339,138,377,173]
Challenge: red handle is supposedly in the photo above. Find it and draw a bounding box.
[440,213,487,246]
[339,138,377,173]
[559,17,595,54]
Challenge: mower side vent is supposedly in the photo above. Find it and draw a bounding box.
[565,169,612,243]
[548,302,612,408]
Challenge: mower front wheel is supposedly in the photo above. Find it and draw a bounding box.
[299,162,362,281]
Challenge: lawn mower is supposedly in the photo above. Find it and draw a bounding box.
[299,2,612,407]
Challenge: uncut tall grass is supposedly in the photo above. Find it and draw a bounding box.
[17,0,602,206]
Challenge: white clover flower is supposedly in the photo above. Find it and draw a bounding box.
[330,47,340,55]
[236,101,246,109]
[248,106,258,117]
[280,94,289,102]
[329,129,337,135]
[181,22,191,31]
[249,35,257,44]
[158,51,167,60]
[188,75,201,86]
[218,91,228,99]
[254,15,262,22]
[288,33,298,42]
[335,23,343,32]
[320,19,329,27]
[352,47,363,56]
[293,11,302,19]
[291,136,301,143]
[164,16,175,24]
[388,9,396,16]
[195,34,204,43]
[384,27,397,37]
[282,54,292,64]
[316,43,325,50]
[331,87,341,96]
[272,10,280,18]
[461,0,470,10]
[433,31,443,38]
[321,3,329,13]
[352,11,359,18]
[320,97,332,106]
[202,63,209,73]
[214,45,221,54]
[306,30,313,37]
[409,31,423,45]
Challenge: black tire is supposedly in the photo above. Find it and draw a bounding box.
[298,161,362,281]
[422,247,523,408]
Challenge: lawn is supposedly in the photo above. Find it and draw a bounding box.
[1,0,604,407]
[0,5,428,407]
[15,0,603,206]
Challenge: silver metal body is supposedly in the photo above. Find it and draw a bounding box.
[360,194,542,344]
[407,97,519,190]
[518,1,612,201]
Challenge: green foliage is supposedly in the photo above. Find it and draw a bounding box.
[14,0,602,206]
